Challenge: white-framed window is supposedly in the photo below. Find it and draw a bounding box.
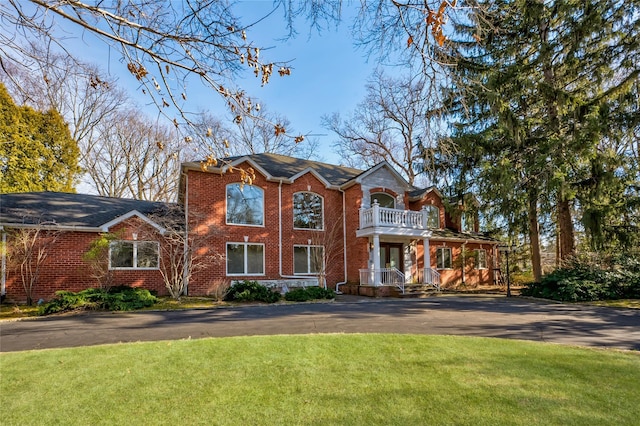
[293,245,323,274]
[436,247,452,270]
[226,242,264,275]
[475,249,487,269]
[371,192,395,208]
[425,205,440,228]
[226,183,264,226]
[293,192,324,230]
[109,241,159,270]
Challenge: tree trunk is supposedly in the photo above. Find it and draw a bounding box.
[557,195,575,261]
[527,188,543,282]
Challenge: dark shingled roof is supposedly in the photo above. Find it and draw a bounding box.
[408,186,439,199]
[431,228,500,243]
[0,192,172,228]
[221,153,364,186]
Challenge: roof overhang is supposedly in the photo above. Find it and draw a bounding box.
[182,158,340,189]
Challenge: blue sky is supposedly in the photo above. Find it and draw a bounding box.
[202,1,377,164]
[61,1,379,165]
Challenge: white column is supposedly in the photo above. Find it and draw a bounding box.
[373,234,381,286]
[423,238,431,270]
[422,238,431,284]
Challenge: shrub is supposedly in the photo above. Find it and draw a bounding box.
[521,255,640,302]
[284,287,336,302]
[206,279,231,302]
[224,280,280,303]
[39,286,157,315]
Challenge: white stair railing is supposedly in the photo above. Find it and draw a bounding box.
[358,268,406,294]
[422,268,441,291]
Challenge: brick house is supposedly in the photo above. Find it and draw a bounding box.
[0,153,500,302]
[180,153,501,297]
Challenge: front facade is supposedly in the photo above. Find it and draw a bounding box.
[182,153,500,296]
[0,153,500,303]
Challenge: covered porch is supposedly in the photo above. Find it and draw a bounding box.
[356,203,440,295]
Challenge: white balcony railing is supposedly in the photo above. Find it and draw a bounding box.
[359,203,433,230]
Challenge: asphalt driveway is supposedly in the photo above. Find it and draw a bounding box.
[1,295,639,352]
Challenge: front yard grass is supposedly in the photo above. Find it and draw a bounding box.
[1,334,639,425]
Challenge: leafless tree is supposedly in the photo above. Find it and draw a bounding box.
[1,1,458,152]
[189,105,320,160]
[323,69,445,186]
[144,206,222,299]
[0,0,313,147]
[6,224,59,305]
[309,208,345,290]
[0,43,127,146]
[84,110,196,201]
[82,232,120,290]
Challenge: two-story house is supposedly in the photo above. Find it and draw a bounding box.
[180,153,500,297]
[0,153,500,303]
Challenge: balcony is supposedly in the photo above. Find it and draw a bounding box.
[356,203,435,238]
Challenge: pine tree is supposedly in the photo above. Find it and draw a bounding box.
[443,0,640,276]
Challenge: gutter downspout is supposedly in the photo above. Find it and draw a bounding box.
[461,240,469,284]
[335,189,348,294]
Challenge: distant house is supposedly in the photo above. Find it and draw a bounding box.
[0,153,501,302]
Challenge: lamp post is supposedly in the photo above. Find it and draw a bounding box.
[500,244,516,297]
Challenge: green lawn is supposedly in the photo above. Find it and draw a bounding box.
[1,334,638,425]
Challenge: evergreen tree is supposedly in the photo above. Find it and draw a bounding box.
[0,83,81,193]
[443,0,640,277]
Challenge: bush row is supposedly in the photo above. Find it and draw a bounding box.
[39,286,157,315]
[521,256,640,302]
[223,280,335,303]
[284,286,335,302]
[38,281,336,315]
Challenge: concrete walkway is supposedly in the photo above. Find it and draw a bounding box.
[1,295,639,352]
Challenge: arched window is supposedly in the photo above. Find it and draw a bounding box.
[425,205,440,228]
[293,192,323,230]
[226,184,264,226]
[371,192,395,208]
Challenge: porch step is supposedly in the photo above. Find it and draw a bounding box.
[395,284,440,298]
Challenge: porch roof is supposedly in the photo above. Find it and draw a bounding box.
[430,228,501,244]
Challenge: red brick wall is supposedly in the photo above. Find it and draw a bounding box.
[344,184,368,284]
[3,217,168,303]
[409,191,446,229]
[186,164,350,294]
[415,240,496,288]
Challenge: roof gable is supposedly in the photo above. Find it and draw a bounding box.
[100,210,167,234]
[349,161,412,191]
[183,153,362,187]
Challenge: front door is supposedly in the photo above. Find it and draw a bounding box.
[380,243,403,272]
